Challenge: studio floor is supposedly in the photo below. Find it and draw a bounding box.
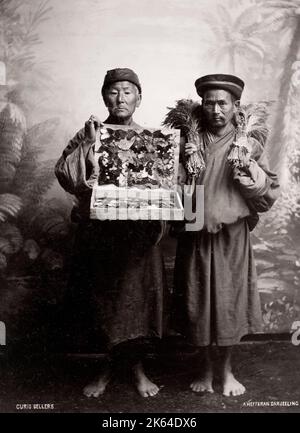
[0,341,300,413]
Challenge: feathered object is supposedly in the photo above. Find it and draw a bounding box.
[163,99,205,178]
[227,103,270,169]
[164,100,270,181]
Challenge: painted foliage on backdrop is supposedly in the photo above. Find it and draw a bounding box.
[0,0,72,348]
[0,0,299,347]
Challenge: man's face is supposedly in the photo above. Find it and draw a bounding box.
[104,81,141,120]
[202,89,238,130]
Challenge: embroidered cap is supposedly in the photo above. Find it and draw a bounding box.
[195,74,245,99]
[101,68,142,96]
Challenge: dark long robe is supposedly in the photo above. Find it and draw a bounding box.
[55,119,168,350]
[173,128,280,346]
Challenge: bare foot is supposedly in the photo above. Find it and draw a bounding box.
[83,368,111,398]
[190,372,214,393]
[223,372,245,397]
[133,362,160,398]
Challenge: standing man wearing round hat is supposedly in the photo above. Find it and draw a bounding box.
[55,68,167,398]
[173,74,280,396]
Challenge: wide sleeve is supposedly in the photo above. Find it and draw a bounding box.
[54,128,98,195]
[232,138,280,213]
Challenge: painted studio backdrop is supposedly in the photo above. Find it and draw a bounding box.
[0,0,300,352]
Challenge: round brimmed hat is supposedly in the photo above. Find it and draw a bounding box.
[195,74,244,99]
[101,68,142,96]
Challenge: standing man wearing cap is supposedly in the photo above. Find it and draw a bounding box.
[173,74,280,396]
[55,68,167,398]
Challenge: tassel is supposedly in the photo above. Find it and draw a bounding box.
[227,140,250,169]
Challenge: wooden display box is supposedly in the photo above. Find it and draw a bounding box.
[90,185,183,221]
[90,124,184,220]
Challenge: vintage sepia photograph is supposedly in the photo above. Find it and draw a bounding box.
[0,0,300,417]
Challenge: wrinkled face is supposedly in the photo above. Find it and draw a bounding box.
[103,81,141,120]
[202,89,238,129]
